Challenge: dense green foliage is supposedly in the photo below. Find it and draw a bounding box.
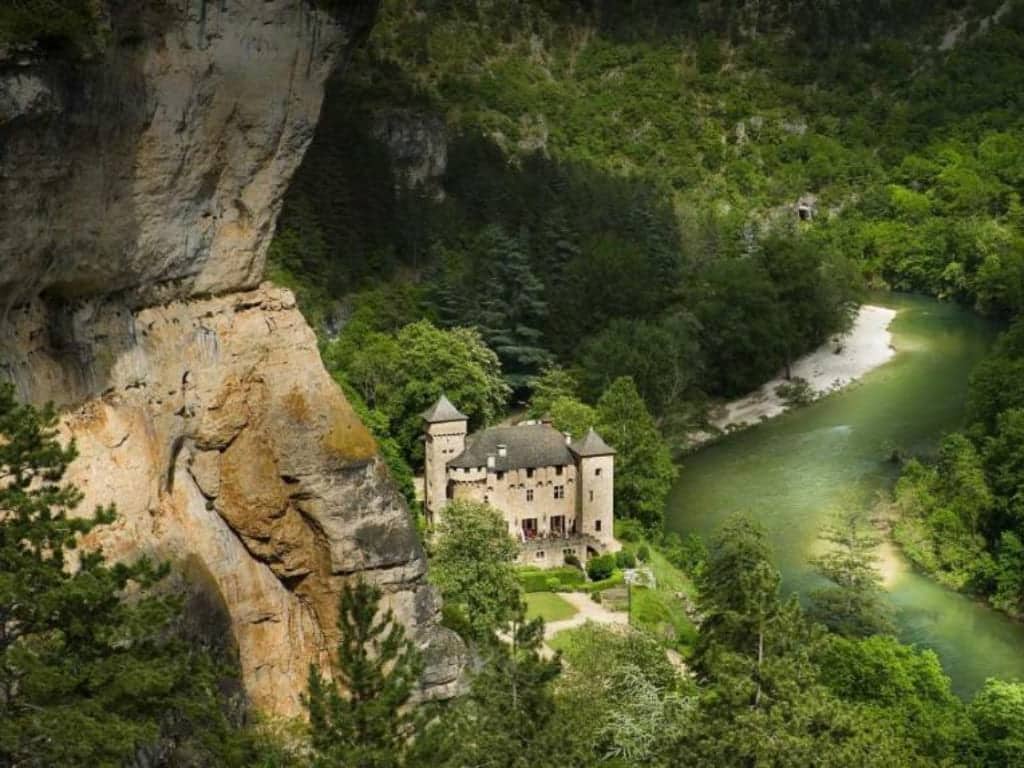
[324,318,509,466]
[306,580,422,768]
[0,384,280,767]
[272,0,876,431]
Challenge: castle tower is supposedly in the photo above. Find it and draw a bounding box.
[422,394,468,523]
[570,428,616,548]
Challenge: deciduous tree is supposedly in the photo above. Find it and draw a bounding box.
[429,500,522,641]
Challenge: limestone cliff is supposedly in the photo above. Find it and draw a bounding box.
[0,0,462,716]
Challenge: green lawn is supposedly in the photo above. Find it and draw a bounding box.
[524,592,579,623]
[546,625,588,655]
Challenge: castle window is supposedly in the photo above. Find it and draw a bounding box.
[553,485,565,500]
[526,468,535,479]
[536,550,545,560]
[556,465,564,476]
[595,520,602,532]
[497,471,505,480]
[526,489,534,502]
[589,490,594,502]
[595,468,602,477]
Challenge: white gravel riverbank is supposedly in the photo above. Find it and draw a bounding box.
[690,305,898,447]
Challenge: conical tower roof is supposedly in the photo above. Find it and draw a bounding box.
[421,394,468,423]
[569,427,616,457]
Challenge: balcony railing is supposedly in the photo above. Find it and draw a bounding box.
[517,532,605,552]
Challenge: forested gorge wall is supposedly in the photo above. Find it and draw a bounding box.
[0,0,462,716]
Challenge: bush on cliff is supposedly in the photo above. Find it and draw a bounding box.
[0,0,102,51]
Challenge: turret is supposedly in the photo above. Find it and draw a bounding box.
[422,394,468,524]
[570,428,615,546]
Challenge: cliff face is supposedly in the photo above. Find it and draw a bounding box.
[0,0,462,716]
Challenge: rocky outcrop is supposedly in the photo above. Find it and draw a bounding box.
[370,108,448,198]
[0,0,350,310]
[0,0,462,716]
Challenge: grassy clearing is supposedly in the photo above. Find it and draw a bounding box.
[630,587,698,653]
[525,592,579,623]
[647,546,698,600]
[546,624,588,655]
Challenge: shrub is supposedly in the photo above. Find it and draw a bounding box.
[662,532,708,575]
[615,549,637,569]
[775,377,815,406]
[580,570,625,593]
[517,566,586,593]
[637,544,650,562]
[587,554,616,582]
[564,552,582,569]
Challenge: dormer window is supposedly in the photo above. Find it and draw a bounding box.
[555,466,564,476]
[497,471,505,480]
[526,468,535,479]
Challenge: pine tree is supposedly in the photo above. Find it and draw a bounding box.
[306,579,423,768]
[682,516,890,766]
[595,377,676,529]
[695,516,786,684]
[809,507,894,638]
[538,207,580,344]
[0,383,232,766]
[475,226,553,391]
[411,613,561,768]
[424,243,469,328]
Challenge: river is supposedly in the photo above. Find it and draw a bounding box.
[666,293,1024,696]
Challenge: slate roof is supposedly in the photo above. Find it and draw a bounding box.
[569,428,616,458]
[421,394,468,423]
[448,423,574,471]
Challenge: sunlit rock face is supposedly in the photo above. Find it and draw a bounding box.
[0,0,462,716]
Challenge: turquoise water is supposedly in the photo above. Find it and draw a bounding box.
[666,294,1024,696]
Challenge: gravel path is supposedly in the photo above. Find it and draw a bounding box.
[543,592,629,639]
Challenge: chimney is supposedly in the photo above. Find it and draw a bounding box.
[564,432,572,445]
[497,444,507,458]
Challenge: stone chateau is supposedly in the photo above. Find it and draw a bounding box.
[422,395,619,567]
